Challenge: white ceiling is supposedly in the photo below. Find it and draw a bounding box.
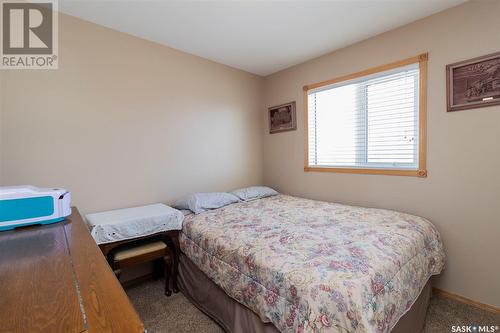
[59,0,465,76]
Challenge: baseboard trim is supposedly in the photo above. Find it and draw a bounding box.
[432,287,500,314]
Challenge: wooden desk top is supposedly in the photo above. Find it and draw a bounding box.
[0,208,145,333]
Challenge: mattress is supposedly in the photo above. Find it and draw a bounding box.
[178,253,432,333]
[180,195,445,333]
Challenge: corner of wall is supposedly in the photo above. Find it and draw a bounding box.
[259,75,268,186]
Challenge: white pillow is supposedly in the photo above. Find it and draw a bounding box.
[231,186,278,201]
[174,192,240,214]
[179,209,193,216]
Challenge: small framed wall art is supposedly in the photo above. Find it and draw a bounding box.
[446,52,500,112]
[268,101,297,134]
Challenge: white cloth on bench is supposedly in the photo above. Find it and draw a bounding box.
[86,204,184,244]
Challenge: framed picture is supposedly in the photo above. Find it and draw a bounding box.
[446,51,500,112]
[268,101,296,134]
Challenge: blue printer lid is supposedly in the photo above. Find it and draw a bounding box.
[0,196,54,222]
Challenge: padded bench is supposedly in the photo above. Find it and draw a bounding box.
[86,204,184,295]
[112,240,174,296]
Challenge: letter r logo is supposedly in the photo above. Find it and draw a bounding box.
[2,2,53,54]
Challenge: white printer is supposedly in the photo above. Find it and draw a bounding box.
[0,185,72,231]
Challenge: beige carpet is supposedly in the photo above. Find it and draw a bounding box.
[126,280,499,333]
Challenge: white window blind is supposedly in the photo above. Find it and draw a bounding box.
[307,63,420,170]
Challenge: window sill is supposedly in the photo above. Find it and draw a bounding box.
[304,166,427,177]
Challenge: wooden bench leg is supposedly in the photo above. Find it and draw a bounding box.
[164,256,172,297]
[169,240,180,294]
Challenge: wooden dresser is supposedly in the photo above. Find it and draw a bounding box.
[0,208,145,333]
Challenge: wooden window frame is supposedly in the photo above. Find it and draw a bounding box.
[303,53,428,177]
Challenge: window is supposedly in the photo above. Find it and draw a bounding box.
[304,54,427,177]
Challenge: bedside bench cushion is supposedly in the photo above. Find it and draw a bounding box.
[86,204,184,245]
[114,241,167,261]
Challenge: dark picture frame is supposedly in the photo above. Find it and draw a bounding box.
[446,52,500,112]
[268,101,296,134]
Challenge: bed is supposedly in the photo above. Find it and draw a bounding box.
[178,194,445,333]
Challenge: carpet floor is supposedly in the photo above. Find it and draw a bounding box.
[126,279,499,333]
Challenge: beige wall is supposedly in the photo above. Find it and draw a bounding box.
[0,14,264,214]
[263,0,500,307]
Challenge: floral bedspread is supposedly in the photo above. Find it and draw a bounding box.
[180,195,445,333]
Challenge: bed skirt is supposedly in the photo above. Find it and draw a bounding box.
[178,253,431,333]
